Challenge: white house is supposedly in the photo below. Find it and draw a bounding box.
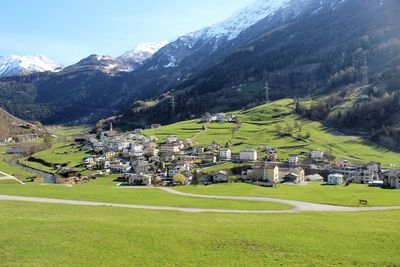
[204,153,217,163]
[288,154,299,165]
[104,151,117,160]
[151,124,162,130]
[311,150,324,161]
[305,174,324,182]
[160,143,180,154]
[131,160,149,174]
[143,147,159,157]
[246,164,280,184]
[212,171,229,183]
[384,171,400,189]
[193,147,205,156]
[284,168,305,184]
[128,173,152,186]
[83,156,94,165]
[219,148,232,160]
[240,149,257,161]
[327,174,344,185]
[166,135,178,144]
[129,144,144,157]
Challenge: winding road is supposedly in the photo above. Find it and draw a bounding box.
[1,187,400,213]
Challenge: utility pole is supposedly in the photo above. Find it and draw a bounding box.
[363,52,369,86]
[169,96,176,114]
[264,80,270,103]
[262,70,270,103]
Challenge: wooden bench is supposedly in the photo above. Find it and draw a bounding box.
[359,199,368,205]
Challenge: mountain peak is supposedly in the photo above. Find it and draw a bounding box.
[117,41,168,71]
[0,54,62,78]
[190,0,291,41]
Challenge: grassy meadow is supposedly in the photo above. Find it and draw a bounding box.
[1,201,399,266]
[0,146,39,181]
[0,176,291,211]
[21,126,92,173]
[176,183,400,207]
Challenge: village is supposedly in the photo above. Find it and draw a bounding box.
[53,117,400,190]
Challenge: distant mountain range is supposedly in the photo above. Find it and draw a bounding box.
[0,41,167,78]
[0,55,62,78]
[0,0,399,145]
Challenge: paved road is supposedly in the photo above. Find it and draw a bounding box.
[0,195,295,213]
[159,188,400,212]
[1,192,400,213]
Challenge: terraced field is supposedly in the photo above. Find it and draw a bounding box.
[143,99,400,167]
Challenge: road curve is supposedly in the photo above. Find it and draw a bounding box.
[0,195,295,213]
[159,188,400,212]
[1,193,400,213]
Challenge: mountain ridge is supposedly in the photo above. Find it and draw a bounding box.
[0,55,62,78]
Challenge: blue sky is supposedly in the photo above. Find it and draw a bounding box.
[0,0,253,65]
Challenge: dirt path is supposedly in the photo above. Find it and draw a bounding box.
[0,171,25,184]
[192,123,209,140]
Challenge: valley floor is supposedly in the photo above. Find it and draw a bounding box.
[0,178,292,211]
[1,177,400,266]
[1,201,399,266]
[175,182,400,207]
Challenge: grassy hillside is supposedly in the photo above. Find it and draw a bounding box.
[0,146,39,181]
[1,202,399,266]
[143,99,400,167]
[0,107,47,139]
[22,126,92,173]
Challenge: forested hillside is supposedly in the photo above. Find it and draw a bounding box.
[118,0,400,141]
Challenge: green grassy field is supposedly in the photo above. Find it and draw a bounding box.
[0,146,39,181]
[27,142,91,171]
[0,176,291,211]
[0,179,19,184]
[200,162,243,173]
[22,126,91,173]
[0,201,399,266]
[176,183,400,207]
[143,99,400,168]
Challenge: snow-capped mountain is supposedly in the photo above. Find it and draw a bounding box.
[62,54,126,74]
[117,41,168,71]
[145,0,300,70]
[190,0,291,41]
[0,55,62,78]
[61,42,168,74]
[144,0,349,70]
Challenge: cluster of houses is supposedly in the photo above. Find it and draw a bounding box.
[238,156,400,188]
[200,113,237,123]
[0,134,39,144]
[55,125,400,189]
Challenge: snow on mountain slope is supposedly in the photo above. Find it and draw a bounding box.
[0,55,62,78]
[119,42,168,63]
[191,0,290,41]
[147,0,299,69]
[61,54,126,74]
[117,41,168,71]
[189,0,349,41]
